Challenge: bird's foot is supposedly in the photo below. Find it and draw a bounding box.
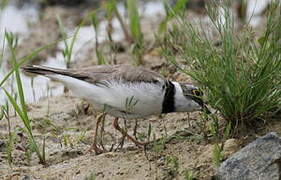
[86,143,106,155]
[128,136,148,148]
[113,117,149,149]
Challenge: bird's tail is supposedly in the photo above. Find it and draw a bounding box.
[21,65,67,76]
[21,65,90,83]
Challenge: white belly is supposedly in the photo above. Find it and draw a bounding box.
[49,75,165,118]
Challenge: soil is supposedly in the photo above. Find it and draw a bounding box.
[0,2,279,180]
[1,93,241,180]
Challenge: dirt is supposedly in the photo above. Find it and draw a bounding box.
[0,2,280,180]
[1,93,225,179]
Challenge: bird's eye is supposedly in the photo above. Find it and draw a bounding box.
[192,89,201,97]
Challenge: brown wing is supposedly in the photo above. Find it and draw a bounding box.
[22,64,166,85]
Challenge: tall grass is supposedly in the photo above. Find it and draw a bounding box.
[57,16,81,68]
[4,31,46,164]
[126,0,144,65]
[0,106,4,121]
[90,0,144,65]
[0,37,5,68]
[103,0,119,64]
[1,101,17,167]
[104,0,117,44]
[158,0,188,34]
[91,10,107,65]
[126,0,141,43]
[162,1,281,135]
[111,1,133,44]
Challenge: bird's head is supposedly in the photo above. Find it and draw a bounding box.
[174,83,210,113]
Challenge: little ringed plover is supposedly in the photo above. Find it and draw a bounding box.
[22,64,209,153]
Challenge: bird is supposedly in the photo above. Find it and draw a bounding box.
[22,64,209,154]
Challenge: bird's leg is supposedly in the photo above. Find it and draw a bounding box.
[117,119,127,150]
[133,119,138,140]
[87,114,105,154]
[120,119,129,148]
[113,118,147,147]
[115,133,126,151]
[99,113,108,152]
[113,118,125,150]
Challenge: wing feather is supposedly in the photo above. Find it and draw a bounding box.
[22,64,166,85]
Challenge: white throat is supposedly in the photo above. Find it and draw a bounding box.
[172,82,201,112]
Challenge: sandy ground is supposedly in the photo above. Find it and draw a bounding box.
[0,2,279,180]
[0,93,241,180]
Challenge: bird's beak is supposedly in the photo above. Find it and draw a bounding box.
[202,104,211,114]
[189,94,211,114]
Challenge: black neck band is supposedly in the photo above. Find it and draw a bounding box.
[162,81,175,113]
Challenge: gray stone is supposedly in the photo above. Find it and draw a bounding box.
[215,132,281,180]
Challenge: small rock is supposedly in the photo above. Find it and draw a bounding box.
[21,175,31,180]
[157,156,165,166]
[0,140,5,151]
[215,132,281,180]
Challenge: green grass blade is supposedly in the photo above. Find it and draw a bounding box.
[3,89,27,128]
[161,1,281,134]
[126,0,141,41]
[0,108,3,121]
[4,89,44,164]
[5,32,29,120]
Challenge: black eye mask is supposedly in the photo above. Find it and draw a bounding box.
[190,89,204,107]
[192,89,202,97]
[180,84,211,114]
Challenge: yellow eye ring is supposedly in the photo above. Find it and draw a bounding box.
[192,89,200,96]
